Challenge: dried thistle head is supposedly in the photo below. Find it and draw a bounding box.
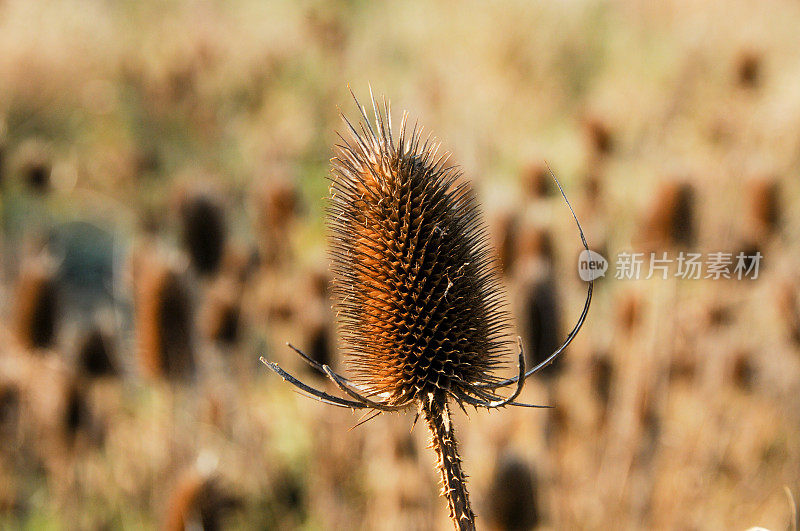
[135,253,195,381]
[164,469,240,531]
[328,93,511,407]
[639,180,695,249]
[75,326,118,378]
[14,257,59,350]
[14,139,52,193]
[179,191,227,277]
[200,277,241,345]
[485,452,540,530]
[261,89,592,530]
[746,176,781,238]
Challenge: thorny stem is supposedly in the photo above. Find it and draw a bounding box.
[422,392,475,531]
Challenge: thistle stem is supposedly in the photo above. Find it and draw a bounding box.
[422,393,476,531]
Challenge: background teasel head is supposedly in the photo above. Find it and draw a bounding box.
[14,255,60,351]
[262,89,591,529]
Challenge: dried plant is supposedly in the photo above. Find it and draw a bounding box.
[639,181,695,249]
[514,223,554,269]
[520,161,553,199]
[164,470,239,531]
[14,139,52,193]
[735,50,762,88]
[253,175,299,266]
[135,256,195,381]
[615,291,642,336]
[490,211,518,275]
[179,191,227,276]
[777,278,800,345]
[519,273,562,379]
[301,317,333,379]
[0,382,21,447]
[14,258,59,350]
[746,177,781,239]
[200,277,241,345]
[261,90,592,530]
[60,379,102,448]
[583,115,614,158]
[589,352,614,413]
[75,326,118,378]
[485,453,540,531]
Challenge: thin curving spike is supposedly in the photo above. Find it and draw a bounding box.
[476,162,592,390]
[322,365,408,412]
[259,357,368,409]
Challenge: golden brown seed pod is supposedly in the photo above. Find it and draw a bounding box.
[0,382,21,448]
[253,175,299,266]
[583,115,614,157]
[746,177,781,239]
[514,221,554,270]
[75,326,118,378]
[520,161,553,199]
[14,139,52,193]
[489,210,519,275]
[200,277,241,345]
[14,258,59,350]
[329,96,511,406]
[135,255,195,381]
[519,273,562,378]
[639,181,695,249]
[735,50,762,88]
[615,290,642,336]
[485,453,540,531]
[164,470,239,531]
[179,191,227,276]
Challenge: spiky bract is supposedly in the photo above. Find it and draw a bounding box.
[329,96,511,408]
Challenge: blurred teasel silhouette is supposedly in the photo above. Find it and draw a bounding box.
[261,88,592,530]
[178,190,227,277]
[134,252,196,381]
[14,255,60,351]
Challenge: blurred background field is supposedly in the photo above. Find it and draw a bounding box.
[1,0,799,529]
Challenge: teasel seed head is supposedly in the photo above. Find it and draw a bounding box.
[14,256,59,350]
[485,452,540,530]
[15,139,52,193]
[261,89,593,531]
[746,176,781,239]
[135,253,196,381]
[328,92,512,408]
[75,325,118,379]
[179,191,227,277]
[519,272,562,379]
[639,180,695,249]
